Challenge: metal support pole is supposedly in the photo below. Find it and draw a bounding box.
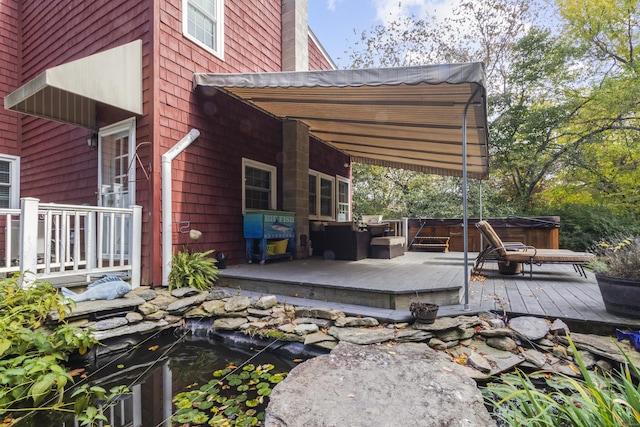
[462,88,481,311]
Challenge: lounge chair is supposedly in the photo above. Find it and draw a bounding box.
[473,220,595,278]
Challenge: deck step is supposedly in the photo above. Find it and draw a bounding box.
[411,236,450,252]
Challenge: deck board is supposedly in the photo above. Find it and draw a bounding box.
[218,251,640,331]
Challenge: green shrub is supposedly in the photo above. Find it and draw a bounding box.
[482,336,640,426]
[169,248,218,291]
[530,203,640,251]
[0,275,118,425]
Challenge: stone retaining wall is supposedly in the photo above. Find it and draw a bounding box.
[57,286,640,380]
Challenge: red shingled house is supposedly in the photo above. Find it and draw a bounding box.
[1,0,490,288]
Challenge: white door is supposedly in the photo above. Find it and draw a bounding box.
[98,118,136,208]
[98,118,136,259]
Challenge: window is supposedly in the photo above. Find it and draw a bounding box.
[183,0,224,59]
[0,155,20,209]
[337,177,351,221]
[243,159,276,212]
[309,171,335,220]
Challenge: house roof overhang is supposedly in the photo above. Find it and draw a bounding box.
[4,40,143,130]
[193,62,490,179]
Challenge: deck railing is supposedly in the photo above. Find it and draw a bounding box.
[385,218,409,245]
[0,197,141,287]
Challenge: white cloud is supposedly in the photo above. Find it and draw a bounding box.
[327,0,337,11]
[372,0,462,28]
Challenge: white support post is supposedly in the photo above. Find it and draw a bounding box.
[19,197,40,287]
[130,205,142,288]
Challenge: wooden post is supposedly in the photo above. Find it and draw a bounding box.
[19,197,39,287]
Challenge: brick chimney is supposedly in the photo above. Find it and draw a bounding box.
[281,0,308,71]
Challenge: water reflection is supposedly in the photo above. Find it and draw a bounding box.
[16,330,302,427]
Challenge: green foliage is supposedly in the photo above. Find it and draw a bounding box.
[169,248,218,291]
[483,335,640,426]
[530,203,640,251]
[172,363,287,426]
[589,235,640,280]
[0,275,115,425]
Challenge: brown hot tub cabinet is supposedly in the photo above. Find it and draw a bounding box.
[408,217,560,252]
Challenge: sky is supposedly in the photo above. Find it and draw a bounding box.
[307,0,462,68]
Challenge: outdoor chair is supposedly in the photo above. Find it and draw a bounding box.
[473,220,595,279]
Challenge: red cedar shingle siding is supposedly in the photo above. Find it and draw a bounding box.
[310,137,350,180]
[0,0,20,156]
[308,36,334,71]
[6,0,344,285]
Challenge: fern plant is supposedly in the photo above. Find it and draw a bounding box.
[169,248,218,291]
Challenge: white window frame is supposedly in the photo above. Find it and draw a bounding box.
[309,170,335,221]
[182,0,225,60]
[336,175,351,222]
[0,154,20,209]
[242,158,277,214]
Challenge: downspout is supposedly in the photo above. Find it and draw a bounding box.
[161,129,200,287]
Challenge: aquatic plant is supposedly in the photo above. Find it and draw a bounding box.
[482,336,640,426]
[172,363,287,426]
[169,248,218,291]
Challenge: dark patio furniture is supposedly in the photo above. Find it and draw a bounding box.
[474,220,594,278]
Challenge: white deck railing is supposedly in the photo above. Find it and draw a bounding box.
[0,197,141,287]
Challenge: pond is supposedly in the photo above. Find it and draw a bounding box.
[13,327,318,427]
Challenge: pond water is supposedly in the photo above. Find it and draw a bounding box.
[14,328,312,427]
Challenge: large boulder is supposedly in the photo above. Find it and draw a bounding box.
[265,341,495,427]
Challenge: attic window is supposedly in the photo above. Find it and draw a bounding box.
[183,0,224,59]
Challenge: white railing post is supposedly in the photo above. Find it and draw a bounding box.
[130,205,142,288]
[19,197,39,287]
[86,210,96,272]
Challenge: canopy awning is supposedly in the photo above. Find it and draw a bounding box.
[4,40,143,129]
[193,63,489,179]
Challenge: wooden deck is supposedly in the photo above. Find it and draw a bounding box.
[218,251,640,332]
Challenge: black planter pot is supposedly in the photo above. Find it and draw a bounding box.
[595,273,640,319]
[409,302,439,324]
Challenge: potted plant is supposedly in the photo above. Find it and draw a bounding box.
[589,236,640,318]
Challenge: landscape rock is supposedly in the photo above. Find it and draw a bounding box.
[265,342,496,427]
[486,336,518,352]
[126,312,144,323]
[92,317,129,331]
[133,289,157,301]
[167,293,207,314]
[334,316,379,327]
[521,348,548,368]
[138,302,158,315]
[207,289,233,300]
[295,307,345,320]
[438,327,475,342]
[509,316,550,341]
[224,296,251,312]
[467,351,492,373]
[148,293,178,310]
[91,320,169,341]
[202,300,226,315]
[295,317,332,328]
[254,295,278,309]
[304,331,336,346]
[171,287,200,298]
[550,319,569,335]
[327,326,396,345]
[212,317,247,330]
[395,329,434,343]
[144,310,167,321]
[413,315,482,332]
[294,324,319,335]
[558,332,640,366]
